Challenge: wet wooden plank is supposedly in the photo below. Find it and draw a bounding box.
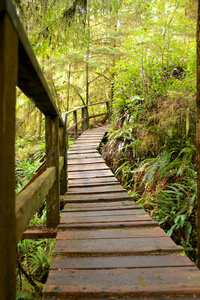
[43,267,200,297]
[66,185,126,194]
[61,209,146,219]
[22,226,57,239]
[63,205,139,212]
[64,192,133,203]
[60,214,152,224]
[67,158,105,165]
[50,254,194,270]
[63,201,138,211]
[68,170,114,179]
[52,237,183,255]
[68,164,110,172]
[68,177,119,187]
[56,227,166,240]
[42,294,200,300]
[76,138,103,142]
[68,149,99,154]
[68,153,101,159]
[70,143,99,148]
[58,220,159,229]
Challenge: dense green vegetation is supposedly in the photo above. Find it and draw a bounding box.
[13,0,199,297]
[102,0,198,261]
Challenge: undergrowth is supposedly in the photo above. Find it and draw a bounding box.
[102,50,197,262]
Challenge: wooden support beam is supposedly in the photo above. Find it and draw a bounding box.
[22,226,57,240]
[59,116,68,194]
[81,107,86,132]
[0,10,18,300]
[73,110,78,139]
[46,116,60,228]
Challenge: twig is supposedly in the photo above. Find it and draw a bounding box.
[17,254,42,297]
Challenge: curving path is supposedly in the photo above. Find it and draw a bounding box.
[43,124,200,300]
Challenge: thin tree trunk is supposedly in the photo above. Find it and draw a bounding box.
[67,63,71,111]
[196,0,200,269]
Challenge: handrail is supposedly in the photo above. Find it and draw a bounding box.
[62,100,112,138]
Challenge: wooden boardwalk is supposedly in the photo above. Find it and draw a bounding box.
[43,125,200,300]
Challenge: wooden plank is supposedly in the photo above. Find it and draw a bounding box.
[68,150,100,155]
[61,209,146,218]
[63,201,140,211]
[70,143,99,147]
[0,10,18,300]
[58,220,159,229]
[76,138,103,142]
[68,153,102,159]
[68,149,99,153]
[56,227,167,240]
[16,167,56,241]
[60,214,152,224]
[66,185,126,194]
[43,267,200,297]
[68,170,114,179]
[63,204,140,212]
[64,192,133,203]
[64,201,136,208]
[43,297,200,300]
[50,254,194,270]
[22,226,57,239]
[67,158,105,165]
[52,237,183,255]
[68,163,110,172]
[68,177,119,187]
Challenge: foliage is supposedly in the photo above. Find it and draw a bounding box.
[15,136,46,194]
[102,0,198,262]
[17,237,55,299]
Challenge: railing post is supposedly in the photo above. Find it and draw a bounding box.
[0,11,18,300]
[85,105,89,129]
[59,116,68,195]
[45,115,60,228]
[73,110,78,139]
[106,101,111,123]
[82,106,86,132]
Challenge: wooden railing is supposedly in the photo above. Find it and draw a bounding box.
[0,1,111,299]
[62,101,111,139]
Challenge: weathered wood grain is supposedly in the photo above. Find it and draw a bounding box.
[68,163,110,172]
[58,220,159,229]
[64,192,133,203]
[56,227,166,240]
[68,170,114,179]
[66,185,126,194]
[50,254,194,270]
[53,236,183,255]
[16,167,56,241]
[0,11,18,300]
[43,267,200,297]
[67,158,105,164]
[60,214,152,224]
[68,177,118,187]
